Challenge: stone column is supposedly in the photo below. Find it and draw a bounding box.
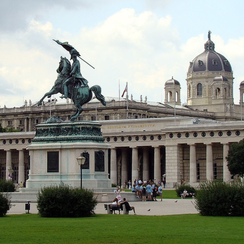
[24,118,28,132]
[189,144,197,183]
[28,118,32,131]
[121,148,127,188]
[142,147,149,181]
[110,148,117,185]
[223,143,231,182]
[131,147,138,183]
[154,146,161,183]
[5,150,12,180]
[165,145,180,187]
[18,150,25,184]
[90,150,95,179]
[206,143,213,181]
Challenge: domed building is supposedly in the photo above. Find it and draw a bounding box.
[186,31,235,119]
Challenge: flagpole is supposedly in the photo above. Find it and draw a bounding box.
[126,82,128,119]
[119,80,120,102]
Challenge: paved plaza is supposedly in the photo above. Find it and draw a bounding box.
[8,199,199,216]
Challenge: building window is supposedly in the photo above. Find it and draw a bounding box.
[235,131,240,136]
[213,163,217,179]
[121,136,125,141]
[106,137,110,142]
[216,88,221,98]
[197,83,202,96]
[210,131,215,137]
[227,131,232,136]
[128,136,132,141]
[105,115,109,120]
[150,136,154,140]
[197,163,200,181]
[169,133,173,138]
[135,136,139,141]
[142,136,146,141]
[113,137,117,142]
[218,131,223,137]
[177,133,181,138]
[158,135,162,140]
[185,132,189,138]
[8,121,12,126]
[193,132,198,137]
[201,132,206,137]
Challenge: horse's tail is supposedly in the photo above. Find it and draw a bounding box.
[90,85,106,106]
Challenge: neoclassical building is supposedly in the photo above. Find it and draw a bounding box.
[0,32,244,187]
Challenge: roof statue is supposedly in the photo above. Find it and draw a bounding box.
[208,30,211,40]
[37,40,106,121]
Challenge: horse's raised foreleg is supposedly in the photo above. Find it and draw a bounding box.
[37,88,57,106]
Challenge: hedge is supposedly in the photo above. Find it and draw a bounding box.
[37,185,97,217]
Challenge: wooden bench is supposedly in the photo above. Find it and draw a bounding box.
[181,192,195,199]
[104,204,121,214]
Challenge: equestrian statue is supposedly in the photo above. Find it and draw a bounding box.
[37,40,106,121]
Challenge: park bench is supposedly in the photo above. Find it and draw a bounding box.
[181,192,196,199]
[104,204,121,214]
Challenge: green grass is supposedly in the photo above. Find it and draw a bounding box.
[160,189,180,199]
[1,214,244,243]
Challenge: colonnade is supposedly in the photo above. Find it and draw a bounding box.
[110,146,164,186]
[1,149,28,184]
[0,141,233,187]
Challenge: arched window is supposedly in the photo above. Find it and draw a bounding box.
[175,91,178,102]
[216,88,220,98]
[167,91,172,102]
[197,83,202,96]
[224,88,227,98]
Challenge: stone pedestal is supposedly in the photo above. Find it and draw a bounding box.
[24,119,112,192]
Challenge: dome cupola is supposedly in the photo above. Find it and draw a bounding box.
[188,31,232,74]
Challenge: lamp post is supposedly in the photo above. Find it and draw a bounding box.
[77,156,86,188]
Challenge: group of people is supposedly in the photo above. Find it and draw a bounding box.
[132,180,163,201]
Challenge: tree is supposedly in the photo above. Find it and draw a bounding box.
[226,139,244,177]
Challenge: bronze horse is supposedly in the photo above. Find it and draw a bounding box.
[37,57,106,121]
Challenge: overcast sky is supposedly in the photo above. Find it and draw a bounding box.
[1,0,244,107]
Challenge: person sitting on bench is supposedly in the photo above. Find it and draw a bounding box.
[120,198,136,215]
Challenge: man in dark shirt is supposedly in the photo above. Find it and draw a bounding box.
[120,198,136,215]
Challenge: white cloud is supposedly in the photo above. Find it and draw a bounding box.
[0,5,244,108]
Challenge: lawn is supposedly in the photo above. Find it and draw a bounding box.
[1,214,243,244]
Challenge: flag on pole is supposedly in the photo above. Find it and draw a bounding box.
[121,83,127,97]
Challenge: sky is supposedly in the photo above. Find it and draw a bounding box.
[1,0,244,108]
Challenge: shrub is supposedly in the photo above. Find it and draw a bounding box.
[37,185,97,217]
[175,184,197,197]
[0,179,15,192]
[195,181,244,216]
[0,193,11,217]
